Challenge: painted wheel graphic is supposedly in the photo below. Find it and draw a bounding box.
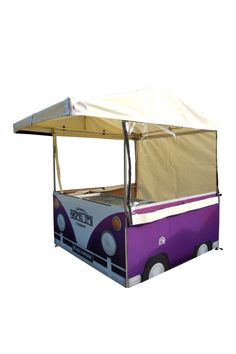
[197,243,208,256]
[142,254,169,281]
[57,213,66,232]
[149,263,165,278]
[194,241,212,257]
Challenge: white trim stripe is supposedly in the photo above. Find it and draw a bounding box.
[132,191,216,211]
[132,196,219,225]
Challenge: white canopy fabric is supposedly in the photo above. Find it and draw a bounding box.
[13,87,217,139]
[13,87,218,205]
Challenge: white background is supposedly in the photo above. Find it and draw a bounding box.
[0,1,235,353]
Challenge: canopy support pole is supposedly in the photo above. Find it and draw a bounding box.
[134,140,138,199]
[53,136,56,191]
[53,133,63,192]
[122,121,132,226]
[122,120,133,288]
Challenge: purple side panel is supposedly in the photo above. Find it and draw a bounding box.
[128,204,219,279]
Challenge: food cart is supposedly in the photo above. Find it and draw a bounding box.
[13,87,220,287]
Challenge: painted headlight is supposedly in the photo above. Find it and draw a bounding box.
[112,216,121,231]
[101,231,117,257]
[57,213,66,232]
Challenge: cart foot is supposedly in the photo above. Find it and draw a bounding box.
[55,244,58,247]
[215,247,223,251]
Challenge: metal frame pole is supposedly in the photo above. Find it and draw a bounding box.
[124,136,129,287]
[124,136,128,208]
[53,134,56,191]
[122,121,132,225]
[122,120,133,287]
[134,139,138,198]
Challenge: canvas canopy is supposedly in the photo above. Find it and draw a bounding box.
[13,87,218,205]
[13,87,217,139]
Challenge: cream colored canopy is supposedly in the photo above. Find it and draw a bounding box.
[13,87,218,203]
[13,87,217,139]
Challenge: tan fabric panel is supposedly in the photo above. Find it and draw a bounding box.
[22,116,176,139]
[29,117,199,140]
[136,131,217,202]
[16,116,184,140]
[13,88,218,135]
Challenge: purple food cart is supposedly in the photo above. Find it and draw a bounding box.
[13,87,220,287]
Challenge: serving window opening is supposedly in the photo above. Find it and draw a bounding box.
[53,135,138,208]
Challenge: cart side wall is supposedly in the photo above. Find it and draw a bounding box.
[53,192,126,286]
[127,198,219,287]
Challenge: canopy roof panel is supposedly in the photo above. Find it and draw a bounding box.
[13,87,217,139]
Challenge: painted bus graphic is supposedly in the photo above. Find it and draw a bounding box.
[53,192,219,287]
